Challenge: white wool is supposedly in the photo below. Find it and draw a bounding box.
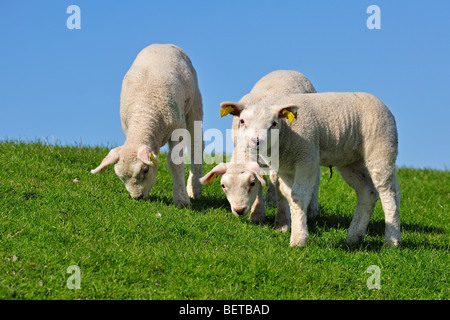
[91,44,203,207]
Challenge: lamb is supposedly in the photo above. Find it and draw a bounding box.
[233,70,317,208]
[219,92,401,247]
[200,158,268,222]
[91,44,203,207]
[201,70,318,229]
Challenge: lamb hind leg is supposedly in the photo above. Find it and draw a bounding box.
[369,166,402,246]
[249,183,266,223]
[379,177,401,246]
[185,98,203,199]
[265,171,278,207]
[167,139,191,207]
[338,163,379,245]
[307,170,320,220]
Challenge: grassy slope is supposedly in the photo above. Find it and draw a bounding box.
[0,141,448,300]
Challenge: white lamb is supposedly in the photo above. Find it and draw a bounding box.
[219,92,401,247]
[233,70,317,208]
[91,44,203,207]
[201,70,317,229]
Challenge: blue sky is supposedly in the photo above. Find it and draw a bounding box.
[1,1,449,170]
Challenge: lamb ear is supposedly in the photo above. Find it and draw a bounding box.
[274,104,299,123]
[200,162,228,185]
[91,147,121,174]
[220,101,245,117]
[246,162,266,187]
[137,145,157,168]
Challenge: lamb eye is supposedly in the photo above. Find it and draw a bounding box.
[240,119,245,125]
[221,184,226,189]
[143,166,149,174]
[272,121,277,127]
[250,181,256,187]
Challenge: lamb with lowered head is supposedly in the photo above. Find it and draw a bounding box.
[91,44,203,207]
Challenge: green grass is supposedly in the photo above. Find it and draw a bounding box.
[0,140,448,300]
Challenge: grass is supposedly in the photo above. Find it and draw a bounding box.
[0,140,448,300]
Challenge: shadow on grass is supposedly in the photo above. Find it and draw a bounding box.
[190,196,230,212]
[245,205,447,251]
[147,194,230,213]
[310,211,446,235]
[147,190,446,251]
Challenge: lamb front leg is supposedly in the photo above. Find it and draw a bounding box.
[275,180,290,233]
[249,182,266,223]
[279,164,319,247]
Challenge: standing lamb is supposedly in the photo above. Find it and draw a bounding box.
[220,92,401,247]
[233,70,318,208]
[201,70,318,229]
[91,44,203,207]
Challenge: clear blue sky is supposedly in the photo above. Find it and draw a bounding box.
[1,1,449,170]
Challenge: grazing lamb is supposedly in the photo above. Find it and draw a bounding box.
[201,70,317,228]
[91,44,203,207]
[200,157,267,221]
[220,92,401,247]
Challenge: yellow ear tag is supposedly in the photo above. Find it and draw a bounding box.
[208,173,217,185]
[220,106,235,117]
[148,153,158,168]
[282,109,296,123]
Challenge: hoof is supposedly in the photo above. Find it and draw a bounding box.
[384,237,402,247]
[187,182,202,199]
[249,210,266,224]
[290,234,308,247]
[276,224,290,233]
[174,195,191,208]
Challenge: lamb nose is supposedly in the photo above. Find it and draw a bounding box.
[234,207,246,215]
